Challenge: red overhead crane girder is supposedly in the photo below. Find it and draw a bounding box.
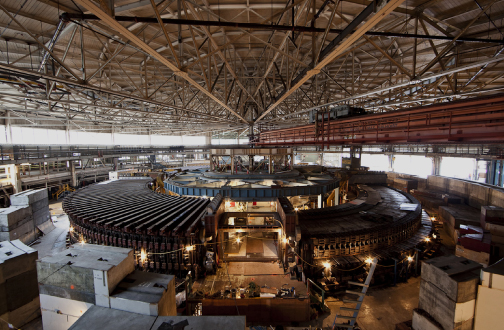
[257,94,504,146]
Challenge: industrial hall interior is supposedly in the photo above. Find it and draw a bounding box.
[2,0,504,329]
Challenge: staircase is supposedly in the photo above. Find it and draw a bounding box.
[52,184,75,200]
[331,258,378,330]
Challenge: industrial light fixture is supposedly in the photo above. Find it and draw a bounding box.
[69,226,74,233]
[432,234,437,239]
[185,245,194,252]
[425,237,431,242]
[236,238,241,243]
[294,207,299,212]
[323,261,331,269]
[407,256,413,262]
[365,257,373,264]
[79,237,85,246]
[282,237,288,244]
[140,249,147,263]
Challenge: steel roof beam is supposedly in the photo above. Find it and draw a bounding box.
[73,0,248,123]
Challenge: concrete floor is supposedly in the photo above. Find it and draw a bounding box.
[288,277,420,330]
[31,202,70,259]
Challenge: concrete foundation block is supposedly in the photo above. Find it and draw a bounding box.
[454,318,473,330]
[32,208,51,226]
[67,306,247,330]
[36,219,55,235]
[0,297,40,330]
[0,269,39,313]
[0,240,37,283]
[455,245,489,267]
[95,294,110,308]
[0,206,32,231]
[474,285,504,330]
[40,294,93,318]
[0,218,37,244]
[419,280,475,330]
[109,271,176,316]
[486,223,504,237]
[10,189,48,206]
[30,198,49,212]
[41,308,80,330]
[67,306,156,330]
[421,256,481,303]
[412,309,443,330]
[0,240,39,328]
[37,244,134,300]
[38,283,95,304]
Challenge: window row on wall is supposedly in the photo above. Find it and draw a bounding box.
[0,125,206,146]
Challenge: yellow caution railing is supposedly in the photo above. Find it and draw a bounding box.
[52,184,75,200]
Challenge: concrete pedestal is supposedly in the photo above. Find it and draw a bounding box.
[0,240,39,329]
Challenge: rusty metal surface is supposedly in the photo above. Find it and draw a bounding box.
[258,94,504,146]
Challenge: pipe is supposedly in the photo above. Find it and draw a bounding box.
[61,13,504,44]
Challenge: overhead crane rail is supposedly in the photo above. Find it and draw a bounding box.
[63,179,209,274]
[257,94,504,146]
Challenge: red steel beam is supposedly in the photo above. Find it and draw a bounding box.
[257,94,504,146]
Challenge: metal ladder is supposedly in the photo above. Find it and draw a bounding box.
[331,258,378,330]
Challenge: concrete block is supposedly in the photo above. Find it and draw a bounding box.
[37,244,134,301]
[10,189,48,206]
[32,208,50,225]
[38,283,95,304]
[418,280,475,330]
[0,296,39,329]
[394,178,418,191]
[490,233,504,245]
[412,309,443,330]
[454,318,473,330]
[0,206,32,231]
[95,294,110,308]
[67,306,156,330]
[41,309,80,330]
[486,223,504,237]
[109,271,176,316]
[480,258,504,290]
[1,269,39,312]
[0,240,39,319]
[30,198,49,212]
[0,240,37,283]
[1,218,37,244]
[421,256,481,303]
[481,205,504,218]
[153,315,247,330]
[489,189,504,209]
[37,219,55,235]
[474,285,504,330]
[455,245,489,267]
[68,305,247,330]
[453,299,475,324]
[439,206,481,237]
[40,294,93,318]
